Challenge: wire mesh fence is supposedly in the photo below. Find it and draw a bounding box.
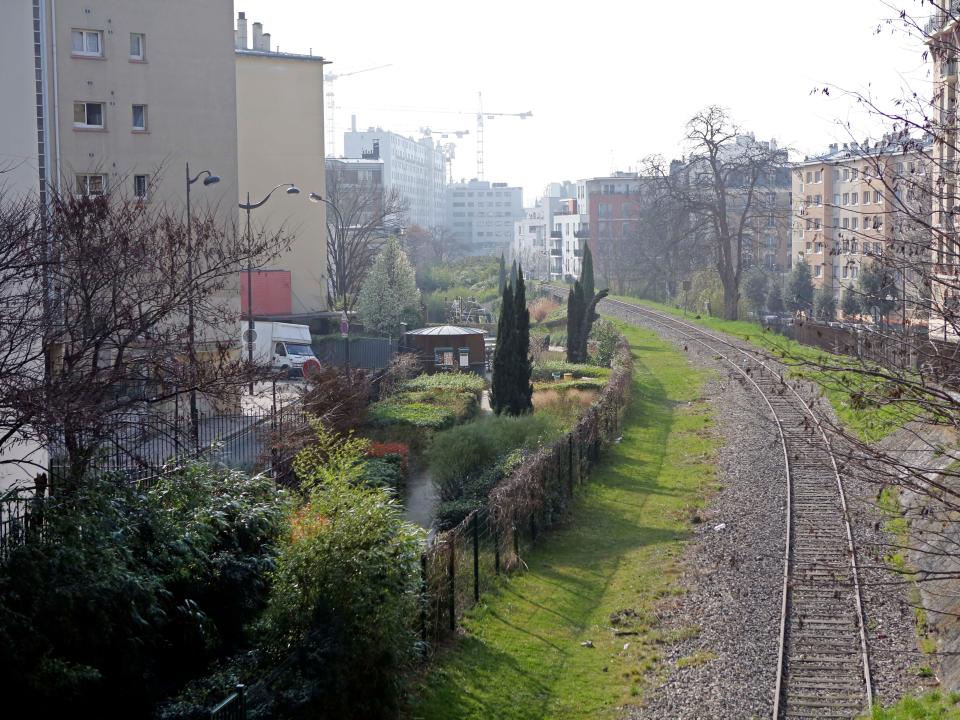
[419,337,633,645]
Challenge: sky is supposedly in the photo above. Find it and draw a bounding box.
[237,0,931,203]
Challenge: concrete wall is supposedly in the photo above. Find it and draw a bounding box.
[236,52,327,314]
[0,1,40,200]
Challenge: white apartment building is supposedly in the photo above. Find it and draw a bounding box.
[446,179,523,256]
[343,126,445,229]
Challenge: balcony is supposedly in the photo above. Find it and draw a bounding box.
[573,247,583,258]
[550,230,562,239]
[574,226,590,239]
[942,58,958,78]
[549,248,562,257]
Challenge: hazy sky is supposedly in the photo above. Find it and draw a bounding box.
[237,0,929,202]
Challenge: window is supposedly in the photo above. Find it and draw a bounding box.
[814,218,821,230]
[134,174,149,199]
[873,215,883,230]
[76,173,106,197]
[851,168,859,181]
[815,194,822,206]
[843,193,849,205]
[806,219,813,231]
[863,191,870,205]
[815,242,824,254]
[71,29,102,57]
[873,242,882,254]
[851,192,857,205]
[851,240,859,253]
[842,217,850,229]
[833,193,841,206]
[843,239,850,253]
[874,190,882,203]
[130,33,145,60]
[73,101,104,128]
[815,265,823,278]
[806,171,813,183]
[843,264,849,279]
[851,265,859,279]
[132,104,147,131]
[843,168,850,181]
[851,217,858,230]
[815,170,822,183]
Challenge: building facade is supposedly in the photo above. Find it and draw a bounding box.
[446,179,523,256]
[236,13,328,314]
[793,139,930,305]
[342,127,445,229]
[512,183,577,281]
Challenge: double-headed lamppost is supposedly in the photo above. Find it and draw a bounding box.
[239,184,300,394]
[185,163,220,451]
[308,192,347,366]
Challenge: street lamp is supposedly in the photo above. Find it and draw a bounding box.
[185,163,220,451]
[239,183,300,394]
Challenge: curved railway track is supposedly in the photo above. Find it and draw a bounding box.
[547,289,874,718]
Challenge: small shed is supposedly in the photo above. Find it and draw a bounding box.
[403,325,487,375]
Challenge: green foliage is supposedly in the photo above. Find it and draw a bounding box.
[532,360,611,381]
[491,280,516,414]
[368,400,457,430]
[744,269,769,315]
[498,253,507,294]
[359,457,406,491]
[402,371,486,399]
[0,464,290,716]
[293,419,371,489]
[786,262,814,313]
[857,259,898,318]
[589,318,620,367]
[582,242,595,303]
[426,414,562,503]
[566,286,580,360]
[513,266,534,413]
[767,283,785,314]
[262,435,424,720]
[814,286,838,321]
[357,235,422,335]
[866,691,960,719]
[842,288,861,318]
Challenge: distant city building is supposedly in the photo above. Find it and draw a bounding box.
[513,182,577,281]
[343,126,445,229]
[578,172,647,290]
[446,179,524,256]
[792,138,930,302]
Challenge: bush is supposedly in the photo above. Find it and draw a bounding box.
[368,400,457,430]
[529,297,559,323]
[0,464,290,717]
[401,372,486,399]
[589,318,620,367]
[359,457,406,491]
[260,433,424,719]
[426,414,562,501]
[531,360,611,381]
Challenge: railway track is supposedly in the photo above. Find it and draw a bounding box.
[548,289,873,718]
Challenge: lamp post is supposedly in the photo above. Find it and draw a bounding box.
[239,183,301,395]
[308,193,350,371]
[185,163,220,451]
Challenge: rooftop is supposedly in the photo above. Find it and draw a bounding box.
[405,325,486,337]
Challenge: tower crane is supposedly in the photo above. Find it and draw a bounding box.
[420,128,470,183]
[476,92,532,180]
[323,64,392,157]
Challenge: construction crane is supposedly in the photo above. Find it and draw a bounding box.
[420,128,470,183]
[323,64,392,157]
[476,92,532,180]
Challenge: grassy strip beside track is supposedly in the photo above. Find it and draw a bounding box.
[406,324,717,719]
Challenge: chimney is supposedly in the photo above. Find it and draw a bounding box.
[261,32,271,52]
[235,12,247,50]
[252,22,263,50]
[829,143,838,153]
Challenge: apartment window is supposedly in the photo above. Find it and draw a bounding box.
[851,217,858,230]
[71,29,102,57]
[815,265,823,278]
[842,217,850,229]
[851,265,859,279]
[833,193,841,206]
[73,101,104,128]
[130,33,146,60]
[834,168,841,181]
[134,174,149,200]
[843,168,850,181]
[851,168,859,181]
[806,171,813,183]
[873,242,882,254]
[862,191,870,205]
[132,104,147,131]
[843,193,849,205]
[842,264,849,279]
[806,219,813,231]
[815,169,822,183]
[874,215,883,230]
[815,242,824,254]
[814,218,821,230]
[851,240,859,253]
[843,239,850,253]
[874,190,882,203]
[76,173,106,197]
[815,194,822,206]
[850,192,858,205]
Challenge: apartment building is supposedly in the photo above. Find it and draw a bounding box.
[343,126,445,229]
[578,172,645,291]
[446,179,524,256]
[235,13,328,314]
[512,182,577,281]
[793,139,930,302]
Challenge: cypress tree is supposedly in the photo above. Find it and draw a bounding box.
[581,242,595,303]
[510,259,518,289]
[498,253,507,295]
[491,281,515,415]
[513,265,533,414]
[566,280,585,362]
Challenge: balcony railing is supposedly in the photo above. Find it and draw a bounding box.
[550,230,562,239]
[549,248,562,256]
[574,227,590,239]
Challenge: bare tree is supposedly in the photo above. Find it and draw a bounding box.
[645,107,789,319]
[0,181,290,491]
[324,159,408,313]
[403,223,465,269]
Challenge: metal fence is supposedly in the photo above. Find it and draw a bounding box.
[314,337,398,370]
[419,337,633,644]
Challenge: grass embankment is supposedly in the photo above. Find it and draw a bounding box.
[609,294,917,442]
[866,691,960,719]
[406,323,717,719]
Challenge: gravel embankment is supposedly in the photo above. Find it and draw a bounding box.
[602,304,917,718]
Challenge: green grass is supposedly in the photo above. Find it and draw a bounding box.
[609,294,918,442]
[406,323,717,719]
[865,691,960,719]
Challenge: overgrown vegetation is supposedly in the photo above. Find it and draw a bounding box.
[865,692,960,719]
[418,256,500,323]
[368,372,483,431]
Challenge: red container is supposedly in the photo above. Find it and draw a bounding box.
[240,270,292,316]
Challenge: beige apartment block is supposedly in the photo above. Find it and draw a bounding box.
[235,13,329,314]
[793,140,930,306]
